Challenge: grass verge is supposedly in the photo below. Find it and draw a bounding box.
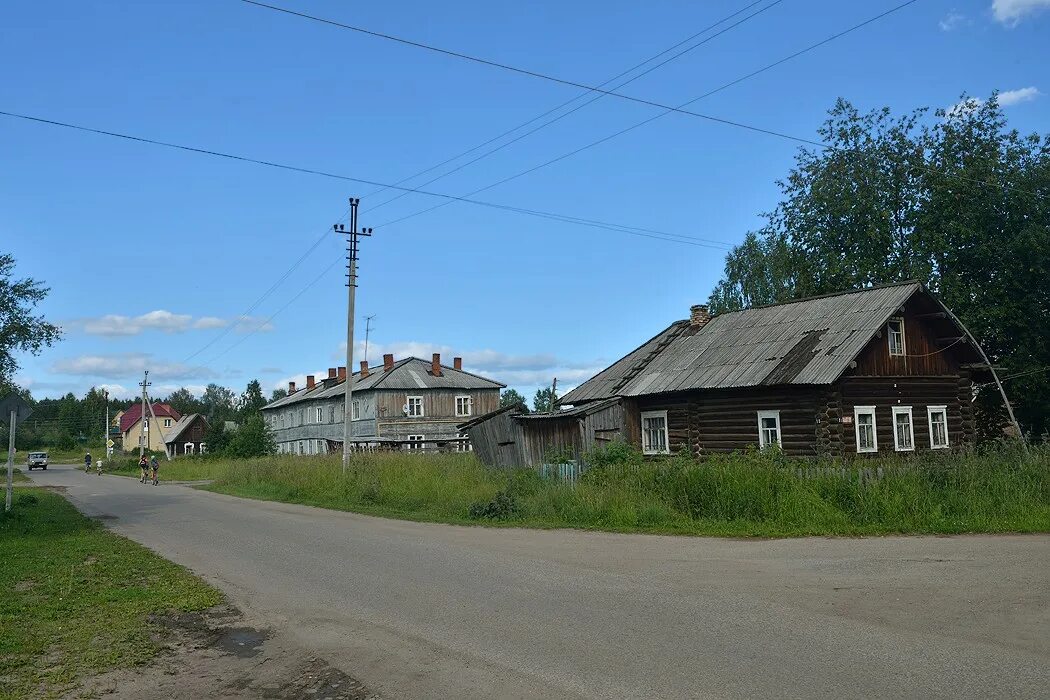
[193,442,1050,537]
[0,487,221,699]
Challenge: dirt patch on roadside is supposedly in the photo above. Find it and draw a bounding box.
[68,604,379,699]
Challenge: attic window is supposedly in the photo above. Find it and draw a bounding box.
[887,317,905,356]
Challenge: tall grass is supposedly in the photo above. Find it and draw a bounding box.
[197,442,1050,537]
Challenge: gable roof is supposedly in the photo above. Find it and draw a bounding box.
[163,413,208,444]
[262,357,505,411]
[119,403,181,433]
[563,281,939,404]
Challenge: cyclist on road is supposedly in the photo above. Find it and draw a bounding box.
[84,452,92,472]
[139,454,149,483]
[150,455,160,486]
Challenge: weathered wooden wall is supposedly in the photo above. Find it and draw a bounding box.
[851,297,961,377]
[635,386,823,456]
[375,389,499,422]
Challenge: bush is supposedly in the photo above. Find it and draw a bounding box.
[468,490,518,520]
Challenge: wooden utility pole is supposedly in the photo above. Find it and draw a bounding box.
[103,389,109,459]
[5,410,14,511]
[335,198,372,472]
[138,371,150,459]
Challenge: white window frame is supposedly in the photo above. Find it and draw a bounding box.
[853,405,878,453]
[757,410,782,449]
[887,317,906,357]
[164,418,172,428]
[407,396,424,417]
[455,395,472,417]
[200,443,207,454]
[315,407,324,424]
[891,406,915,452]
[927,405,949,449]
[184,442,194,454]
[407,434,425,451]
[352,400,360,421]
[455,433,472,452]
[640,410,670,455]
[298,440,304,455]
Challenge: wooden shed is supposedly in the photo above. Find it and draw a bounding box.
[460,398,626,469]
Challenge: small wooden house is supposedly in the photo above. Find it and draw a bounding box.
[463,282,1018,467]
[164,413,210,457]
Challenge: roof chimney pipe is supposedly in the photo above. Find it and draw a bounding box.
[360,360,369,378]
[327,367,337,379]
[432,353,442,377]
[337,366,346,382]
[383,353,394,372]
[288,381,296,394]
[689,304,712,331]
[306,375,315,390]
[453,357,462,371]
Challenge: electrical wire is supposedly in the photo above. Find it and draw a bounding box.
[362,0,785,214]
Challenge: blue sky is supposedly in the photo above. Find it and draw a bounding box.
[2,0,1048,403]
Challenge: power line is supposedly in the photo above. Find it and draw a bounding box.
[369,0,935,231]
[362,0,786,213]
[0,110,726,247]
[239,0,830,148]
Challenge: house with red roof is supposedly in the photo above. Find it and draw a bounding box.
[120,402,181,454]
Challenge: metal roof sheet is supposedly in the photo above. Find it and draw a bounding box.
[562,282,924,403]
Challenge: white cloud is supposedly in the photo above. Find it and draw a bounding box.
[51,353,217,381]
[939,10,969,30]
[992,0,1050,25]
[946,87,1040,118]
[70,311,276,336]
[997,86,1041,106]
[193,316,229,330]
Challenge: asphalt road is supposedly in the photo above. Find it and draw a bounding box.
[28,464,1050,700]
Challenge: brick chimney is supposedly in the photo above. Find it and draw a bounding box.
[432,353,442,377]
[288,381,296,394]
[337,366,346,381]
[327,367,337,380]
[689,304,712,330]
[360,360,369,378]
[453,357,462,371]
[306,375,315,390]
[383,353,394,371]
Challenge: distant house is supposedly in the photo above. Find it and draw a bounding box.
[119,403,181,454]
[463,282,1017,467]
[164,414,210,457]
[261,354,505,454]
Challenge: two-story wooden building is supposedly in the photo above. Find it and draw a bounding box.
[262,354,504,454]
[463,282,1018,466]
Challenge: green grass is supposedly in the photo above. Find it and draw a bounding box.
[194,442,1050,537]
[0,487,221,699]
[103,456,228,482]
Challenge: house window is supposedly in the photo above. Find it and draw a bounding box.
[299,409,305,426]
[640,410,669,455]
[407,396,424,417]
[330,406,336,423]
[928,406,949,449]
[757,410,782,449]
[184,442,194,454]
[455,395,472,417]
[854,406,878,453]
[298,440,304,455]
[455,433,472,452]
[887,317,906,356]
[892,406,914,451]
[164,418,172,428]
[315,407,324,423]
[407,435,425,450]
[352,400,360,420]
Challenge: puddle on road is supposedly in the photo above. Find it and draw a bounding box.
[215,627,270,658]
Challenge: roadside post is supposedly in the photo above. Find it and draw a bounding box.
[0,394,33,512]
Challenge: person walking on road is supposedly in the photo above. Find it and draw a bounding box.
[150,455,160,486]
[139,454,149,483]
